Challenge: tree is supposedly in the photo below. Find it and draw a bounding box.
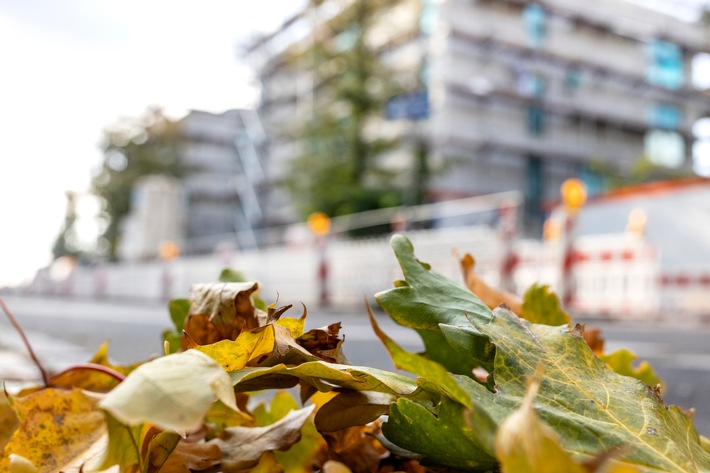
[91,107,183,260]
[51,191,81,260]
[285,0,413,220]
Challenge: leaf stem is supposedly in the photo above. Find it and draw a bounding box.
[48,363,126,385]
[0,297,49,386]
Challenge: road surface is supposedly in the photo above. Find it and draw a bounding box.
[1,294,709,436]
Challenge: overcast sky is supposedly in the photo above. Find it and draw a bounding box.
[0,0,708,287]
[0,0,304,286]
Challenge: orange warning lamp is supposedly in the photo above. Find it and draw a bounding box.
[159,240,180,261]
[307,212,331,236]
[561,178,587,211]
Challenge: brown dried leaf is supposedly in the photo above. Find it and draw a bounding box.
[209,404,315,472]
[162,440,221,472]
[583,327,605,355]
[315,391,394,432]
[184,282,266,345]
[298,323,349,364]
[323,421,388,473]
[456,251,522,315]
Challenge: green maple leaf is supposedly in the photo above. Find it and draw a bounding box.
[377,235,710,473]
[375,235,495,376]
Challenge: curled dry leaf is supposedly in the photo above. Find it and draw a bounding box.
[456,250,523,315]
[184,282,265,345]
[298,322,349,364]
[209,404,316,472]
[99,350,238,434]
[315,391,395,432]
[252,391,328,473]
[323,421,388,473]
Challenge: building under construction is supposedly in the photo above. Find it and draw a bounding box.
[246,0,710,234]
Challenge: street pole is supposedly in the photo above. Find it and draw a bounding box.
[559,178,587,309]
[307,212,331,307]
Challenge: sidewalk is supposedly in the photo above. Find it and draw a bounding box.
[0,322,90,389]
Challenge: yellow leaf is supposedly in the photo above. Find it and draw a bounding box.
[250,451,284,473]
[600,349,663,387]
[0,391,19,450]
[276,314,306,339]
[520,284,571,326]
[495,371,587,473]
[195,326,275,371]
[1,388,105,472]
[598,464,640,473]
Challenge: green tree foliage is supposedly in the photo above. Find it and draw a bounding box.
[586,154,691,192]
[51,191,81,261]
[285,0,411,220]
[91,107,182,260]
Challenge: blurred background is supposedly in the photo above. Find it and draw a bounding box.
[2,0,710,434]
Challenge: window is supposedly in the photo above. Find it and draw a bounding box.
[644,130,685,168]
[647,39,684,89]
[692,117,710,176]
[522,4,547,48]
[527,105,545,135]
[692,53,710,90]
[564,67,583,92]
[420,0,438,37]
[649,102,681,130]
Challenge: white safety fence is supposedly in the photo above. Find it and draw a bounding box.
[659,268,710,316]
[24,227,707,319]
[27,227,502,309]
[513,234,661,318]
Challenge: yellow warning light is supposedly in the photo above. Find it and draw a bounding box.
[307,212,331,236]
[627,208,647,237]
[561,178,587,210]
[543,217,562,242]
[159,240,180,261]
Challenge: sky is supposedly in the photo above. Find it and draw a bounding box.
[1,0,709,288]
[0,0,305,287]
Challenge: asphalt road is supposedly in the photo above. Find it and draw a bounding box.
[1,294,709,436]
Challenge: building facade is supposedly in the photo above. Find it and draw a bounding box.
[247,0,710,234]
[179,109,266,253]
[117,109,266,261]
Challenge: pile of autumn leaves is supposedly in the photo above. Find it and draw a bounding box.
[2,235,710,472]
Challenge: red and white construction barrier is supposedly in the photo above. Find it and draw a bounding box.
[659,270,710,315]
[511,234,661,318]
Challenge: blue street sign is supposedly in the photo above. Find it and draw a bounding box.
[385,90,429,121]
